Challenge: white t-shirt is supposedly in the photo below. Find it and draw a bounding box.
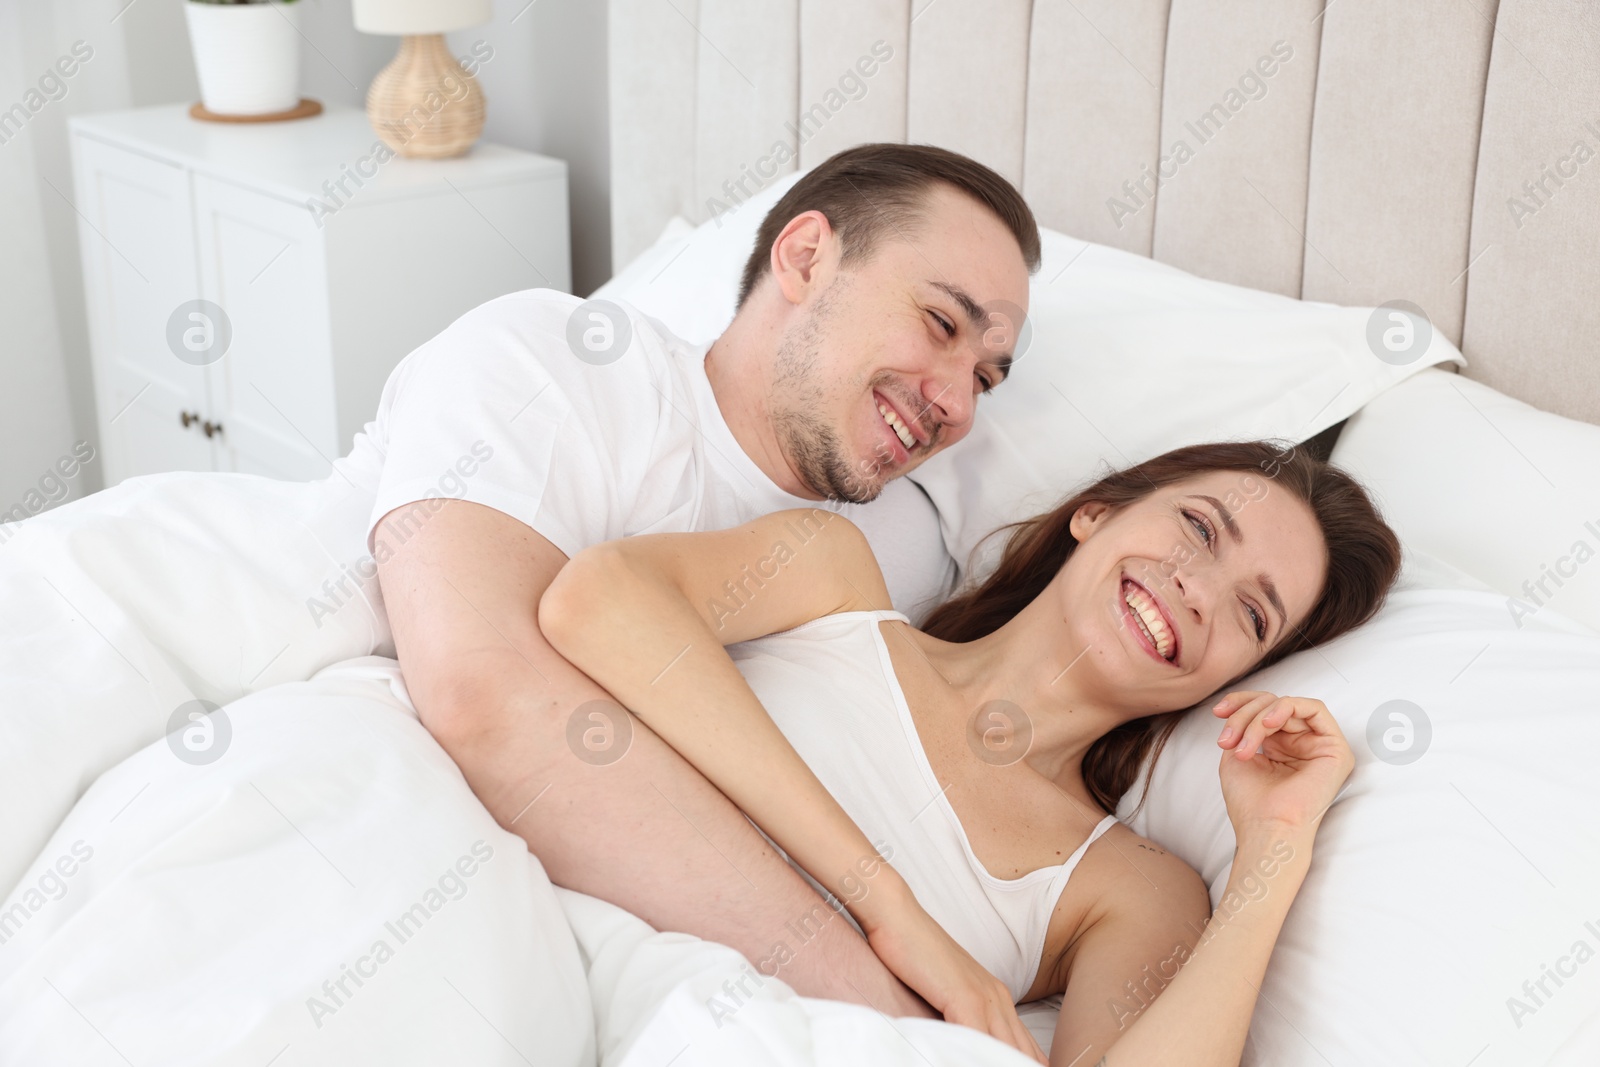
[346,289,956,623]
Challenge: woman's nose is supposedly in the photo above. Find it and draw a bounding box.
[1168,569,1206,620]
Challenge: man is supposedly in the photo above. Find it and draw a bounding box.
[366,143,1039,1015]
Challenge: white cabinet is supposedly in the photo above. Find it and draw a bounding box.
[190,172,338,479]
[71,135,214,478]
[69,104,570,484]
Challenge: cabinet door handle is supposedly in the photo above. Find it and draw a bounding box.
[180,410,200,428]
[202,419,224,439]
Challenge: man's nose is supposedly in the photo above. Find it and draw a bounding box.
[918,365,976,440]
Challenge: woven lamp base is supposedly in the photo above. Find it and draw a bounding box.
[366,34,485,159]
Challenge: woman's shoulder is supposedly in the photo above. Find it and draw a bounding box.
[746,508,897,614]
[1075,821,1209,926]
[1034,819,1211,999]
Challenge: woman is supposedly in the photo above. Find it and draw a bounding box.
[539,441,1400,1066]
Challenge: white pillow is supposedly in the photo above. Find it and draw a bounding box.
[593,170,1464,582]
[908,230,1463,580]
[1117,549,1600,1065]
[591,175,800,343]
[1330,367,1600,634]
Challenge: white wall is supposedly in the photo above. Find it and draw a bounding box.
[0,0,610,504]
[0,0,140,513]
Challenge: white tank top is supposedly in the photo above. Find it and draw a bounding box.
[729,609,1119,1002]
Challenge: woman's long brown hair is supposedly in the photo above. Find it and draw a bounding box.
[919,440,1402,817]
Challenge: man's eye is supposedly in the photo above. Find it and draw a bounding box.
[975,371,995,394]
[931,311,955,337]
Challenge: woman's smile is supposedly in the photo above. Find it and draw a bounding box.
[1120,574,1181,667]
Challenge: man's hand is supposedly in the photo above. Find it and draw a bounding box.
[373,498,934,1018]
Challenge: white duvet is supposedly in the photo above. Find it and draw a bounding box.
[2,467,1598,1065]
[0,655,1033,1066]
[0,470,1040,1067]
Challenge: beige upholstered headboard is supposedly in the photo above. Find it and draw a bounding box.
[608,0,1599,426]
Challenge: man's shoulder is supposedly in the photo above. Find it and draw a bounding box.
[452,288,688,373]
[402,288,701,419]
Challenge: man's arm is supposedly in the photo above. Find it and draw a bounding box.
[373,498,934,1017]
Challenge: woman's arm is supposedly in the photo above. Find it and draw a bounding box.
[538,508,1045,1061]
[1048,825,1310,1067]
[538,508,899,913]
[1047,692,1352,1067]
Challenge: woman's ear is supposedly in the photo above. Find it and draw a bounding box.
[1067,500,1112,542]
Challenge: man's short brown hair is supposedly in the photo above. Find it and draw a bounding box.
[735,143,1042,308]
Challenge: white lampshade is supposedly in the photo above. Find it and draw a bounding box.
[352,0,492,35]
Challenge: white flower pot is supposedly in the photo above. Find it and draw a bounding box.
[184,1,301,116]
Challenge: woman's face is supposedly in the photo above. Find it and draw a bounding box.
[1051,470,1328,714]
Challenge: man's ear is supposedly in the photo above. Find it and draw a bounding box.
[769,210,837,305]
[1067,500,1113,542]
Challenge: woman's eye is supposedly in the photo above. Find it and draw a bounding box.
[1245,602,1266,642]
[1184,509,1214,547]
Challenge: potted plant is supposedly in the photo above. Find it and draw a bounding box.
[184,0,302,116]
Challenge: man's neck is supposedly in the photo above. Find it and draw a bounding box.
[703,325,824,501]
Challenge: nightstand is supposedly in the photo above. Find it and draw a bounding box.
[68,103,570,484]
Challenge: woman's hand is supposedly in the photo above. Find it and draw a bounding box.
[862,906,1046,1063]
[1212,691,1355,834]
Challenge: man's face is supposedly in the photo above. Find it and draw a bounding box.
[766,184,1032,503]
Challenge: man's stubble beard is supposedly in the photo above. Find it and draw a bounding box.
[770,278,896,505]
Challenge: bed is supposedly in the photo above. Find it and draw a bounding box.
[3,1,1598,1064]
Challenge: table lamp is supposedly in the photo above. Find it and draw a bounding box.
[351,0,491,158]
